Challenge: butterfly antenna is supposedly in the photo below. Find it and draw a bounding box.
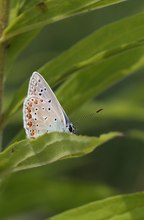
[73,108,103,126]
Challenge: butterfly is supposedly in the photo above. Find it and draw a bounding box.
[23,72,76,139]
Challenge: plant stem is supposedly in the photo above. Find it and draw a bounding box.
[0,0,10,150]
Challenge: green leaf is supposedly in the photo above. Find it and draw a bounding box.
[0,175,115,219]
[11,0,41,15]
[6,29,41,68]
[9,0,21,22]
[6,0,126,70]
[56,46,144,115]
[6,1,41,67]
[3,0,126,41]
[49,192,144,220]
[75,0,126,12]
[4,11,144,125]
[0,131,120,174]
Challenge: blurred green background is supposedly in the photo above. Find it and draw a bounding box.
[1,0,144,219]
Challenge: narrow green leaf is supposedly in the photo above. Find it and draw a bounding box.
[6,29,41,68]
[0,131,120,174]
[19,0,126,15]
[12,0,41,15]
[76,0,126,12]
[3,0,125,41]
[0,176,115,219]
[4,11,144,124]
[6,0,126,69]
[50,192,144,220]
[56,46,144,114]
[39,11,144,87]
[9,0,21,22]
[7,1,42,67]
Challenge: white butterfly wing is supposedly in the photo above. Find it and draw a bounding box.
[23,72,74,139]
[23,96,66,138]
[28,71,69,127]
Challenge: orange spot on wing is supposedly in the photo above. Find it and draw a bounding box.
[31,129,35,136]
[27,114,32,119]
[28,121,32,127]
[40,99,43,102]
[27,106,31,113]
[34,99,38,104]
[29,102,32,107]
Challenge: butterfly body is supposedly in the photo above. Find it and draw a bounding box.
[23,72,75,139]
